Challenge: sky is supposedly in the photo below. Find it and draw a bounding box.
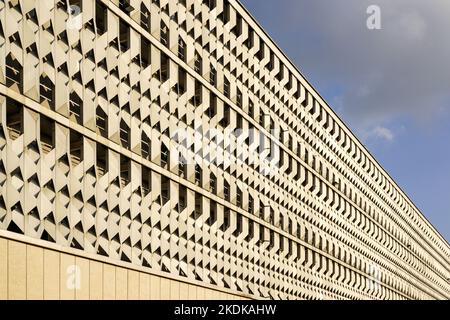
[240,0,450,243]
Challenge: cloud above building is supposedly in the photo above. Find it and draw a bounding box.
[242,0,450,138]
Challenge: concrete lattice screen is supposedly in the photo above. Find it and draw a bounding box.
[0,0,449,300]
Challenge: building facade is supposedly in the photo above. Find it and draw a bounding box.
[0,0,449,300]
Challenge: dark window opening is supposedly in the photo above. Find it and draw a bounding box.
[207,202,217,226]
[194,192,202,219]
[178,67,187,95]
[259,109,266,127]
[179,185,187,212]
[276,65,284,82]
[231,14,242,37]
[69,91,83,124]
[160,53,170,82]
[40,115,54,154]
[236,188,242,208]
[161,176,170,204]
[268,230,274,250]
[302,92,309,107]
[193,80,202,106]
[248,196,254,214]
[236,114,244,132]
[222,208,230,232]
[161,144,169,168]
[205,0,216,10]
[210,173,217,194]
[40,75,55,109]
[208,93,217,118]
[286,73,293,90]
[160,21,169,47]
[178,154,187,177]
[248,101,254,118]
[95,1,107,35]
[209,65,216,86]
[269,117,275,131]
[259,225,265,243]
[119,120,130,149]
[120,155,130,187]
[267,51,275,71]
[223,77,230,98]
[256,42,265,61]
[245,28,254,49]
[142,166,151,195]
[269,208,274,224]
[246,220,254,242]
[70,130,83,166]
[194,51,202,74]
[141,37,151,68]
[195,164,202,185]
[219,104,230,127]
[96,143,108,177]
[178,36,186,62]
[119,0,134,15]
[224,181,230,201]
[96,106,108,138]
[26,8,39,25]
[223,0,230,23]
[140,3,151,30]
[6,98,23,140]
[5,54,23,92]
[119,20,130,51]
[236,89,242,108]
[141,132,151,159]
[233,214,242,237]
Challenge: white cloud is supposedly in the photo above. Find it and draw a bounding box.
[244,0,450,133]
[360,125,395,142]
[392,10,427,42]
[372,126,394,141]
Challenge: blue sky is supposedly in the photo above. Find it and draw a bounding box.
[240,0,450,242]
